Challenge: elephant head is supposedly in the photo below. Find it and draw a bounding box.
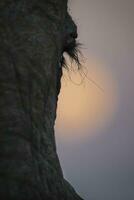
[0,1,83,199]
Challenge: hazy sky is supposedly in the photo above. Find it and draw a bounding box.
[55,1,134,199]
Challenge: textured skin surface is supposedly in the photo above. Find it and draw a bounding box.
[0,0,83,199]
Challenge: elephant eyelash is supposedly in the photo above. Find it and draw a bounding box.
[62,42,82,70]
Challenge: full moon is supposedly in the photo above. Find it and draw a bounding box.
[55,59,119,141]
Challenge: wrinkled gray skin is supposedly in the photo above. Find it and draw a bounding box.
[0,0,84,199]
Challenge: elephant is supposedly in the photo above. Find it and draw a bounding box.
[0,0,83,199]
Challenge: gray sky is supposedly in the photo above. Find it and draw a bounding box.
[55,1,134,199]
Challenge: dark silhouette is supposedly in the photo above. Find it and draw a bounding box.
[0,0,83,199]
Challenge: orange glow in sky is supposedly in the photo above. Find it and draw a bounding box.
[55,58,119,140]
